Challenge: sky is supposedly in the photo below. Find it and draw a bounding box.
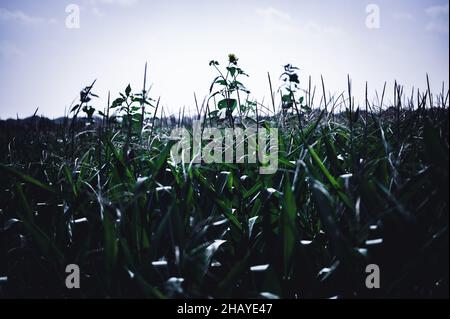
[0,0,449,119]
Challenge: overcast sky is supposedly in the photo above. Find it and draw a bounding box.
[0,0,448,119]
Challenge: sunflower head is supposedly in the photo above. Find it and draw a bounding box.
[228,53,238,65]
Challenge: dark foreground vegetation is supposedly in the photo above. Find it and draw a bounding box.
[0,57,448,298]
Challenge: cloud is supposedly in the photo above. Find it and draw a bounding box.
[392,12,414,21]
[300,21,344,37]
[0,8,54,25]
[89,0,139,7]
[256,6,291,22]
[103,0,139,5]
[87,0,139,17]
[426,3,449,17]
[425,3,449,34]
[91,6,105,17]
[0,40,24,58]
[256,6,343,38]
[255,6,296,34]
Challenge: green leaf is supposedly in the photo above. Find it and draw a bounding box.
[152,140,176,176]
[190,240,227,279]
[282,94,292,103]
[0,164,54,193]
[281,175,297,276]
[104,212,118,273]
[218,99,237,111]
[307,146,340,189]
[227,66,237,77]
[215,199,243,232]
[218,253,250,296]
[70,104,81,113]
[111,98,125,108]
[125,84,132,97]
[307,145,353,210]
[424,120,449,170]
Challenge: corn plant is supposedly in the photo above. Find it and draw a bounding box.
[0,58,448,299]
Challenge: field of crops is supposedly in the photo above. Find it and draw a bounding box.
[0,57,448,299]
